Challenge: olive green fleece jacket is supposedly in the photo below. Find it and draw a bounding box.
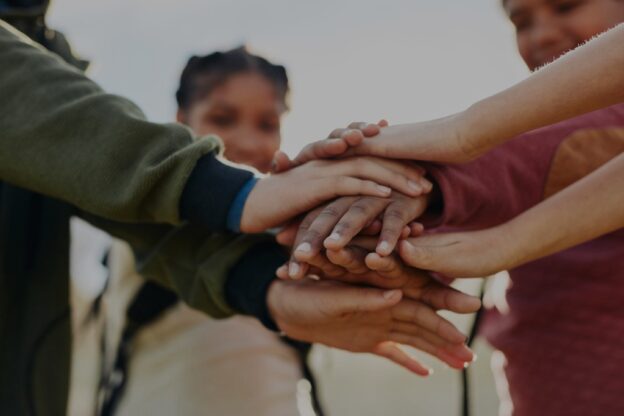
[0,20,285,416]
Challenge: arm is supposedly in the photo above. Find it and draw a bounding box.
[399,153,624,277]
[0,20,253,226]
[285,24,624,164]
[0,21,429,233]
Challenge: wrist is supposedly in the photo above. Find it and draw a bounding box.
[227,177,259,233]
[455,106,487,162]
[491,221,526,271]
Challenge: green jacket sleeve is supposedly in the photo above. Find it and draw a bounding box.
[0,20,252,228]
[85,215,287,320]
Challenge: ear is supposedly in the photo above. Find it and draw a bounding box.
[176,109,187,124]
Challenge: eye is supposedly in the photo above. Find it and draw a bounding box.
[258,118,280,134]
[207,113,235,128]
[553,0,583,14]
[511,15,532,33]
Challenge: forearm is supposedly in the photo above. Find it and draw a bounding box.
[503,153,624,268]
[0,21,253,228]
[461,24,624,157]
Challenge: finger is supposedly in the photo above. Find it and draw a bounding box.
[288,206,325,280]
[365,252,406,279]
[358,158,428,196]
[276,221,300,246]
[311,177,393,201]
[276,264,289,279]
[305,253,347,278]
[271,150,294,173]
[346,122,380,140]
[377,119,389,128]
[291,138,350,167]
[325,246,369,274]
[329,286,402,315]
[409,222,425,237]
[324,197,390,251]
[419,283,482,313]
[288,260,309,280]
[293,197,358,262]
[376,200,415,256]
[388,333,470,370]
[330,158,425,197]
[392,300,467,344]
[373,342,431,376]
[398,238,445,271]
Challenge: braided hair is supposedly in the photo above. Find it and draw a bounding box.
[176,46,289,111]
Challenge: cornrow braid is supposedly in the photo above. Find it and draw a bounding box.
[176,46,289,110]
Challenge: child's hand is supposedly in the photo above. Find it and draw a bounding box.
[284,191,430,278]
[267,278,474,375]
[323,244,482,315]
[398,228,512,278]
[271,120,388,173]
[280,114,481,166]
[241,157,429,233]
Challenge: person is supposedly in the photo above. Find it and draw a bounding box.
[277,2,624,415]
[0,10,479,416]
[81,47,316,416]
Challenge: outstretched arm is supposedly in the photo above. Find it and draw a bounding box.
[399,153,624,277]
[284,23,624,165]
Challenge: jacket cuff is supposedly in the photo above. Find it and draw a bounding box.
[225,241,288,331]
[180,154,254,231]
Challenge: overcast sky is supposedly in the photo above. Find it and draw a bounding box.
[47,0,529,155]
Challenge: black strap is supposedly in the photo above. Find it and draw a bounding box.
[461,282,486,416]
[98,282,178,416]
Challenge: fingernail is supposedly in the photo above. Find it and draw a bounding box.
[408,180,422,193]
[383,289,398,299]
[421,180,433,193]
[377,185,391,195]
[463,361,471,369]
[472,354,478,363]
[295,242,311,254]
[428,368,434,376]
[341,129,354,138]
[288,262,300,278]
[276,265,288,277]
[377,241,390,254]
[327,232,341,242]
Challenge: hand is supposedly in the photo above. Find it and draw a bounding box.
[281,115,480,166]
[267,278,473,375]
[276,245,481,369]
[398,227,512,278]
[283,191,429,278]
[241,157,429,233]
[272,120,389,173]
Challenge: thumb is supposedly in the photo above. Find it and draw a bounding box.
[272,150,293,173]
[329,286,402,315]
[398,239,439,270]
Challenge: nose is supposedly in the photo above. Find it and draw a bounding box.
[224,126,277,172]
[530,14,564,50]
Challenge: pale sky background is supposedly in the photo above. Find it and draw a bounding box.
[49,2,525,414]
[47,0,529,156]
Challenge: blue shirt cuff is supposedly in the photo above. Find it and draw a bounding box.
[227,177,259,232]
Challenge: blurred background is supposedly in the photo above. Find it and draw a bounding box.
[47,1,529,414]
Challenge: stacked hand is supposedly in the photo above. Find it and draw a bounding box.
[241,121,481,375]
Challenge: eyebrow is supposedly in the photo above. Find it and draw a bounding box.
[506,4,528,20]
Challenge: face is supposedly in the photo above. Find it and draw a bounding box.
[505,0,624,70]
[178,72,285,173]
